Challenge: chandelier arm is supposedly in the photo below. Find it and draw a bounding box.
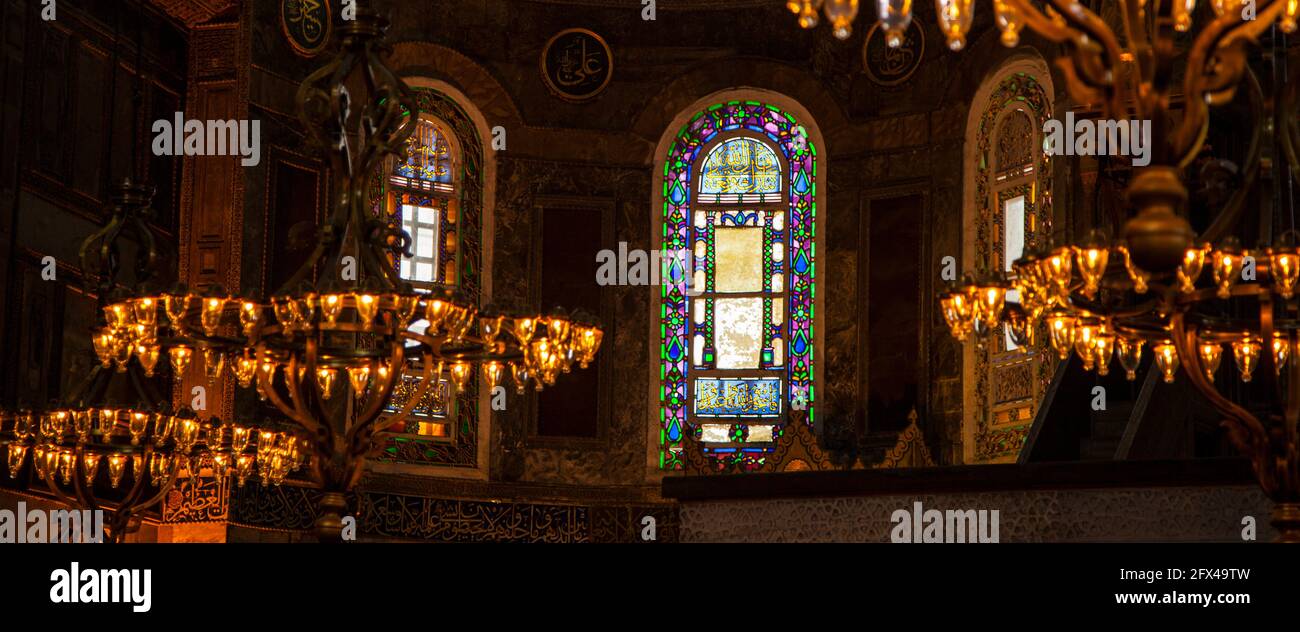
[41,464,83,512]
[128,213,159,285]
[67,364,108,409]
[274,241,328,298]
[126,363,168,413]
[302,334,345,444]
[295,50,351,175]
[380,350,437,431]
[1197,72,1264,239]
[1281,73,1300,189]
[284,352,334,455]
[1175,1,1284,162]
[1064,41,1118,97]
[95,220,129,297]
[1119,0,1148,59]
[257,358,324,438]
[347,340,406,448]
[1044,0,1126,108]
[99,444,155,523]
[1288,342,1300,447]
[69,447,104,515]
[1260,289,1282,400]
[1003,0,1074,41]
[80,366,116,411]
[1052,56,1108,106]
[1171,314,1272,481]
[124,457,183,515]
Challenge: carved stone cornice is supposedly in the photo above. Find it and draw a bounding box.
[146,0,238,28]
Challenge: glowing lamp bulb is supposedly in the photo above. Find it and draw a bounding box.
[1073,320,1099,370]
[1273,332,1290,375]
[1047,312,1076,360]
[1212,242,1243,299]
[1117,337,1144,381]
[321,294,343,324]
[347,366,371,397]
[1271,250,1300,299]
[169,346,193,378]
[316,368,337,399]
[1178,245,1207,293]
[1092,331,1116,376]
[1233,336,1262,383]
[1153,342,1180,384]
[355,294,379,323]
[201,297,226,336]
[1075,232,1110,299]
[1198,341,1223,381]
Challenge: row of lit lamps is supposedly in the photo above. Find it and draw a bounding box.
[2,410,306,489]
[788,1,1300,47]
[94,291,603,395]
[940,235,1300,384]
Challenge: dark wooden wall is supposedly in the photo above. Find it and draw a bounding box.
[0,0,187,412]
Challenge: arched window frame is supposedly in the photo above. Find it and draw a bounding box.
[365,84,491,476]
[654,99,820,473]
[962,62,1055,464]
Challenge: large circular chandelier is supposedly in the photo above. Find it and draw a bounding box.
[877,0,1300,541]
[0,180,304,542]
[88,2,601,540]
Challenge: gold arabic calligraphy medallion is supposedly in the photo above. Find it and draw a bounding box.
[541,28,613,102]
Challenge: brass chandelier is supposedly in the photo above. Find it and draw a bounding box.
[88,2,601,540]
[0,6,304,542]
[842,1,1300,540]
[789,1,1299,47]
[0,181,303,543]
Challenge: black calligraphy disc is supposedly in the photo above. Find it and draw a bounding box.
[541,29,613,102]
[281,0,332,57]
[862,21,925,87]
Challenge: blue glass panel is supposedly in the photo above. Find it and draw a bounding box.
[699,138,781,195]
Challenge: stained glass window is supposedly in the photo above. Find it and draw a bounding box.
[369,88,485,467]
[383,114,464,439]
[660,102,817,472]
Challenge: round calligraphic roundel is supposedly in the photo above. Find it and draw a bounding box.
[281,0,333,57]
[862,21,925,87]
[541,28,614,102]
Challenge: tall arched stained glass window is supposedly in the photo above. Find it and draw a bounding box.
[371,92,484,453]
[659,101,817,472]
[963,68,1054,464]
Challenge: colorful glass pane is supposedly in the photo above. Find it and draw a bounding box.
[396,118,454,184]
[714,297,764,369]
[714,227,764,293]
[699,137,781,196]
[694,377,782,417]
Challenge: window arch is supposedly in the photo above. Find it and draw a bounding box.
[962,63,1054,464]
[657,100,819,472]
